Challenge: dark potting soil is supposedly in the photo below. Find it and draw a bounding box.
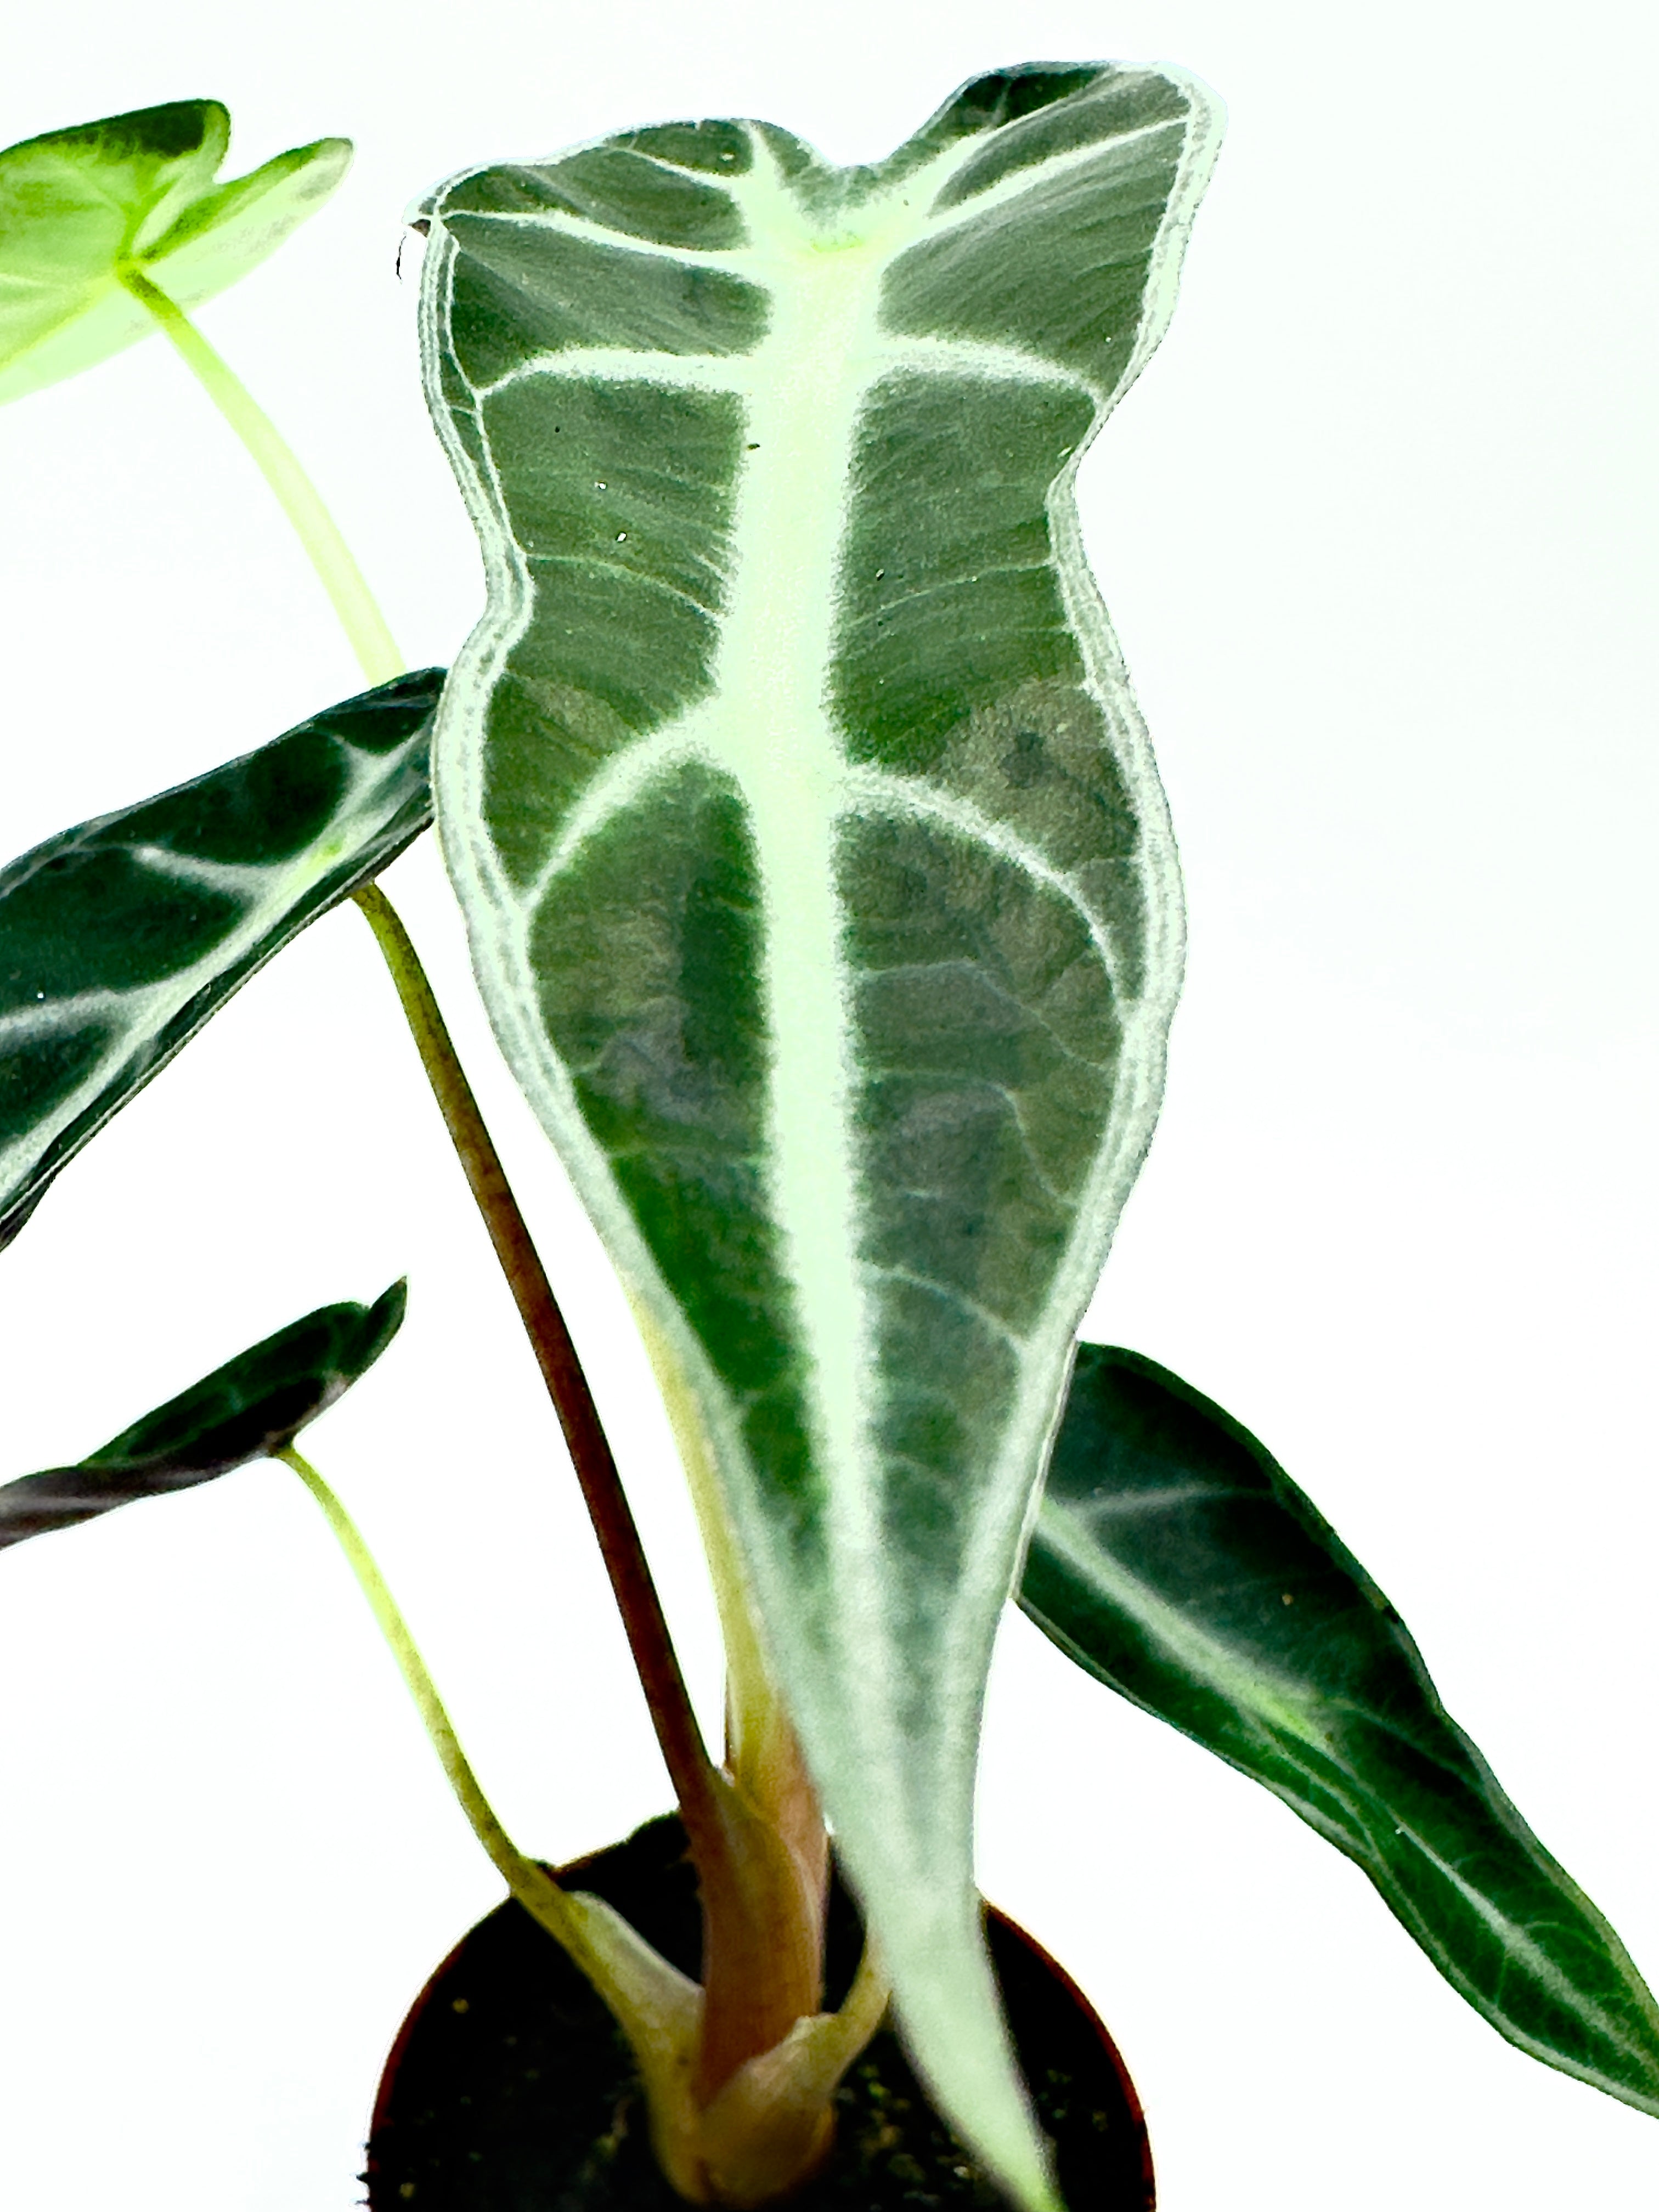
[365,1814,1153,2212]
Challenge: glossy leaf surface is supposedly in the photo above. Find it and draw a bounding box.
[0,1283,405,1549]
[0,671,442,1250]
[1023,1343,1659,2119]
[0,100,350,405]
[420,64,1220,2202]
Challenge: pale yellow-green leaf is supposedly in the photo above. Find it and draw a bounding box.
[0,99,349,405]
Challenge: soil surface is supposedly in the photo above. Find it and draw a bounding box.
[366,1814,1153,2211]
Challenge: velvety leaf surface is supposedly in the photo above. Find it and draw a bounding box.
[0,99,351,404]
[418,64,1222,2204]
[0,670,442,1250]
[1022,1343,1659,2119]
[0,1282,405,1548]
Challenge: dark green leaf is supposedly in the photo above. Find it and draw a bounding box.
[419,63,1223,2205]
[0,1280,405,1548]
[0,101,351,404]
[0,670,442,1250]
[1022,1343,1659,2119]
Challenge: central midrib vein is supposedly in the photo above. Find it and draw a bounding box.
[699,168,907,1676]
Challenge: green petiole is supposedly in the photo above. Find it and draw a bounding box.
[276,1440,704,2095]
[277,1440,527,1886]
[118,263,403,688]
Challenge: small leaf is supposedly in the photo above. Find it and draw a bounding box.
[0,1281,405,1549]
[0,100,351,405]
[1022,1342,1659,2120]
[0,670,442,1251]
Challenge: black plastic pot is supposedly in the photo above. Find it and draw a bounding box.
[367,1814,1153,2210]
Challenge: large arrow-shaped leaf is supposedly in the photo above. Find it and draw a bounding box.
[0,1282,405,1548]
[0,670,442,1251]
[0,100,350,405]
[418,64,1221,2202]
[1022,1342,1659,2118]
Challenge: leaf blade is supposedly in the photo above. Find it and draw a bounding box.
[0,101,349,405]
[0,1282,406,1549]
[420,64,1221,2203]
[1022,1343,1659,2119]
[0,670,442,1250]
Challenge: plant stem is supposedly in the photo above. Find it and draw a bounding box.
[278,1441,535,1884]
[348,881,728,1859]
[276,1442,703,2080]
[637,1312,825,1896]
[117,264,403,689]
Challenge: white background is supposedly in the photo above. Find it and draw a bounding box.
[1,2,1655,2207]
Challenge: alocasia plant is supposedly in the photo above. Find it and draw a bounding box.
[0,64,1654,2211]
